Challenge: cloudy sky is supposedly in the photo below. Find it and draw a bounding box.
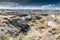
[0,0,60,10]
[0,0,60,4]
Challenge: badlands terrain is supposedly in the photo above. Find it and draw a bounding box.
[0,11,60,40]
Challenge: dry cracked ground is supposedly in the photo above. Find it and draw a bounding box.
[0,12,60,40]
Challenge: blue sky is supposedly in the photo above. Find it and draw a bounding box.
[0,0,60,10]
[0,0,60,5]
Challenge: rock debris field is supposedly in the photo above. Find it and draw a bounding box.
[0,12,60,40]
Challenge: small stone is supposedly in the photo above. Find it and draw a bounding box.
[48,21,58,28]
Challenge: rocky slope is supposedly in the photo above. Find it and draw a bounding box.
[0,12,60,40]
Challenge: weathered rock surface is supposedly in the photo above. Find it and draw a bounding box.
[0,15,32,40]
[0,13,60,40]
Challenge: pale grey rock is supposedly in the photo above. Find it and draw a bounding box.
[48,21,58,28]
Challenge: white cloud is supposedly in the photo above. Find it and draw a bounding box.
[0,4,60,10]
